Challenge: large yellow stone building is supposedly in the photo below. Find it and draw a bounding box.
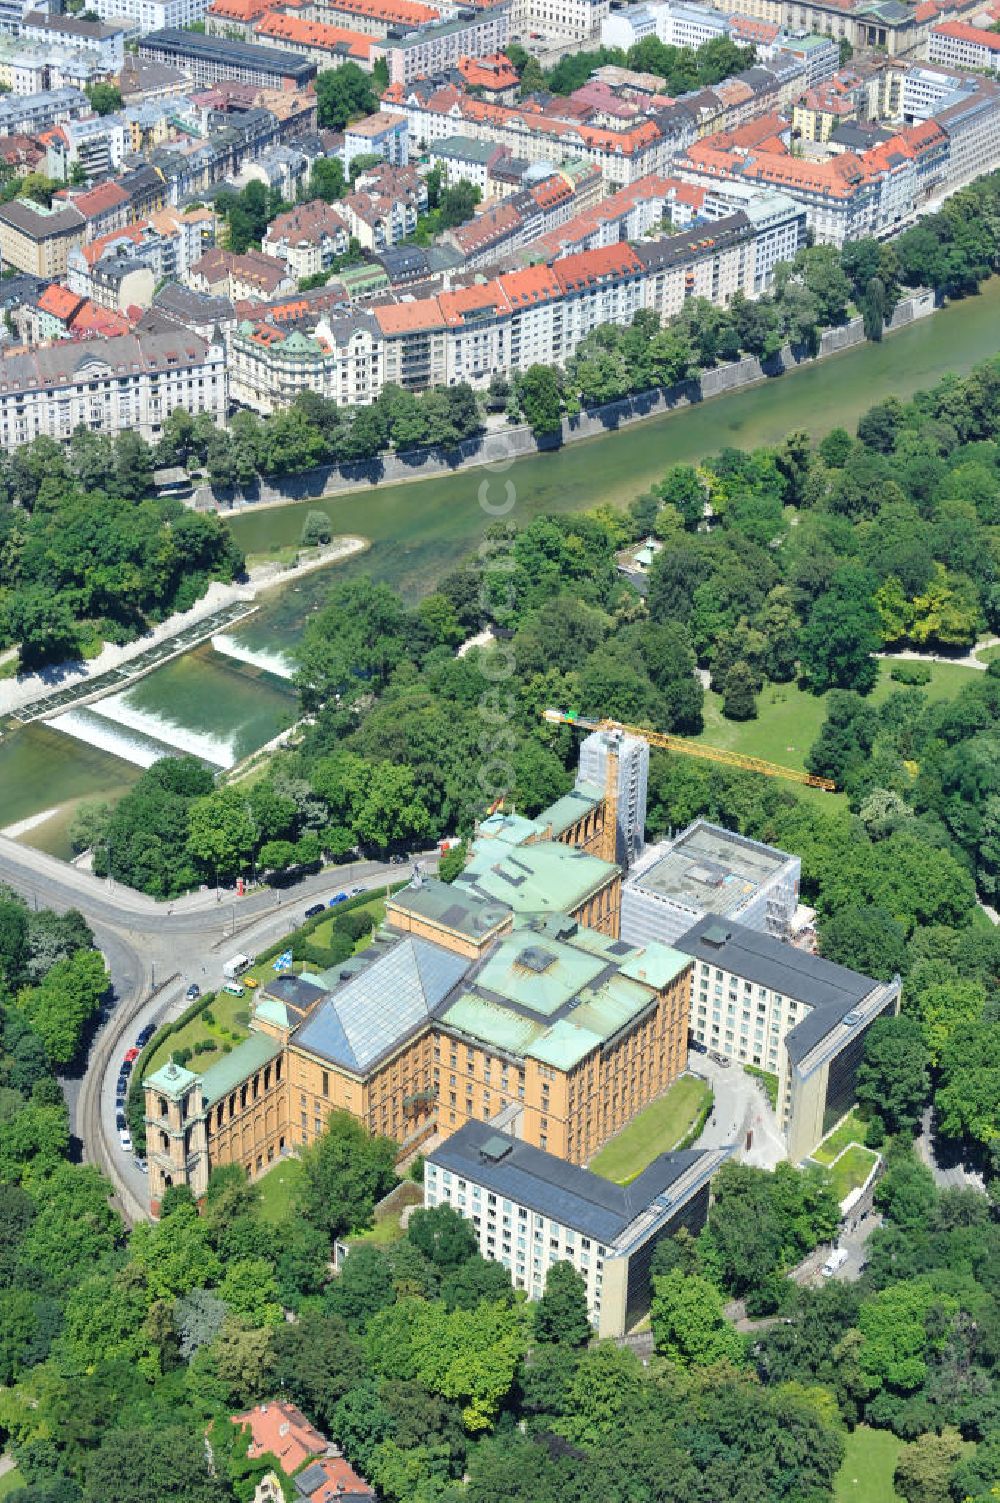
[143,729,686,1217]
[144,864,692,1215]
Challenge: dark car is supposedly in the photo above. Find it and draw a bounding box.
[304,903,325,919]
[688,1038,708,1054]
[115,1112,127,1131]
[136,1024,155,1046]
[185,984,200,1002]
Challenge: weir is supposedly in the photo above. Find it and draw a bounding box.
[210,633,295,680]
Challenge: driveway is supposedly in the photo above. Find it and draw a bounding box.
[687,1053,787,1169]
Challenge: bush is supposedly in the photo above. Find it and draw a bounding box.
[201,1008,215,1025]
[889,661,932,685]
[333,909,376,942]
[171,1047,192,1066]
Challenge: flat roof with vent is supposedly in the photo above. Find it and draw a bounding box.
[626,819,796,918]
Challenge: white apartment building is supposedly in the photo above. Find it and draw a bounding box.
[900,62,975,122]
[424,1122,728,1336]
[621,820,801,950]
[603,0,731,49]
[262,201,350,279]
[513,0,607,42]
[375,5,510,85]
[0,329,226,448]
[929,20,1000,75]
[343,110,408,173]
[674,918,901,1162]
[90,0,209,33]
[21,10,126,67]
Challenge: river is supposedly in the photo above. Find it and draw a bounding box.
[5,280,1000,859]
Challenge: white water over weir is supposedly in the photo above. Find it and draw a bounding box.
[49,707,186,771]
[49,694,237,770]
[211,634,295,680]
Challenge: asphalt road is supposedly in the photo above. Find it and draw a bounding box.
[0,835,435,1222]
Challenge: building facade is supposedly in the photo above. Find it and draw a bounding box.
[621,820,802,950]
[425,1122,728,1335]
[674,917,901,1161]
[0,328,226,449]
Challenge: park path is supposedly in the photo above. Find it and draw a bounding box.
[877,635,1000,672]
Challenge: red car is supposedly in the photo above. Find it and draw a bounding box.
[123,1047,140,1064]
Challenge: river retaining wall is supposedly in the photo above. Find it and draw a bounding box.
[200,291,936,513]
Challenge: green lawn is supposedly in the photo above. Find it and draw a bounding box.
[311,896,386,951]
[589,1076,712,1184]
[975,642,1000,664]
[0,1465,26,1499]
[829,1144,879,1201]
[835,1426,903,1503]
[813,1110,869,1166]
[255,1156,304,1225]
[692,659,979,788]
[145,986,252,1078]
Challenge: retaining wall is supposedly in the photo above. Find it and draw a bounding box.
[199,290,936,514]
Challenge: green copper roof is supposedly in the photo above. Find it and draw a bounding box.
[475,936,607,1018]
[619,943,691,991]
[437,926,675,1072]
[457,838,617,918]
[389,877,511,939]
[144,1059,198,1097]
[199,1031,282,1109]
[476,812,547,846]
[252,996,290,1030]
[537,781,603,839]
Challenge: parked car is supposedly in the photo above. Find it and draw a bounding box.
[115,1095,126,1112]
[304,902,325,919]
[123,1046,140,1064]
[688,1038,708,1054]
[348,887,364,897]
[119,1129,133,1153]
[185,983,201,1002]
[243,976,259,989]
[136,1024,156,1046]
[222,982,245,997]
[328,892,348,907]
[134,1157,148,1174]
[115,1113,127,1131]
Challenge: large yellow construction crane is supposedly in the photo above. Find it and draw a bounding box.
[541,709,837,792]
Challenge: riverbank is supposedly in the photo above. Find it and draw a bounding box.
[0,536,367,721]
[202,292,935,517]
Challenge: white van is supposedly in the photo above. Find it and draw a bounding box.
[222,981,245,998]
[822,1247,849,1277]
[223,953,254,980]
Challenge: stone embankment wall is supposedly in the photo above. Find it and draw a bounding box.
[198,291,935,513]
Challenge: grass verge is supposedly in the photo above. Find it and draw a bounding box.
[589,1076,713,1184]
[829,1144,879,1202]
[255,1156,304,1225]
[0,1466,26,1499]
[813,1110,869,1166]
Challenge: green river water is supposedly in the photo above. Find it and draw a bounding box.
[5,281,1000,859]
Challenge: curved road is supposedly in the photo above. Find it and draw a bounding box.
[0,835,433,1222]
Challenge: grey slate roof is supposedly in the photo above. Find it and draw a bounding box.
[292,934,469,1072]
[674,916,880,1064]
[428,1120,711,1243]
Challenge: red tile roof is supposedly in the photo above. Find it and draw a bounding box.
[231,1403,327,1477]
[374,297,446,334]
[37,283,84,321]
[932,17,1000,45]
[255,10,375,57]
